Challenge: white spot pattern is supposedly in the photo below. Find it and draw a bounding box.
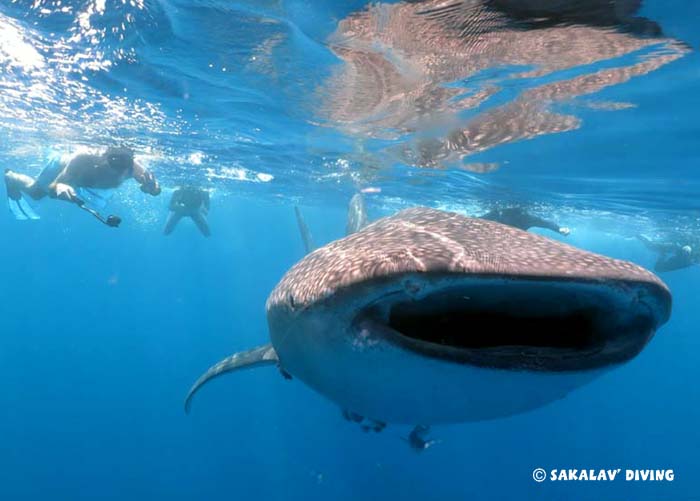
[266,207,669,313]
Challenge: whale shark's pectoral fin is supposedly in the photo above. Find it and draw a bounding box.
[184,344,279,413]
[294,206,316,254]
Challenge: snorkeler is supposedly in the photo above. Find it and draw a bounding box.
[4,146,160,227]
[164,186,211,237]
[637,235,698,272]
[479,207,570,236]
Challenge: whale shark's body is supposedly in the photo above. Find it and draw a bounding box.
[186,207,671,427]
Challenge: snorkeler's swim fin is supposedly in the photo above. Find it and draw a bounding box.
[184,343,279,413]
[7,194,40,220]
[5,170,40,220]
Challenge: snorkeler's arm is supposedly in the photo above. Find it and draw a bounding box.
[132,161,161,196]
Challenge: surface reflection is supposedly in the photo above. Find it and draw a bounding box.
[321,0,689,169]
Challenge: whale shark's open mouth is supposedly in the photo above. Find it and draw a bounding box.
[360,276,666,372]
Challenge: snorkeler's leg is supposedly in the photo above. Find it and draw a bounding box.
[4,170,24,200]
[163,212,182,235]
[4,170,45,220]
[4,170,46,200]
[191,212,211,237]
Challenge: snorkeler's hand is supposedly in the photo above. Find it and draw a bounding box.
[139,170,161,196]
[559,227,571,236]
[53,183,81,204]
[140,179,161,196]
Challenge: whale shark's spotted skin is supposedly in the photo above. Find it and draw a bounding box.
[189,207,672,427]
[268,207,670,313]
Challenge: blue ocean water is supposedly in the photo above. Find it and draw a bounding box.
[1,1,699,499]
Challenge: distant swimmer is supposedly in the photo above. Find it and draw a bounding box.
[4,146,160,227]
[480,207,570,236]
[164,186,211,237]
[637,235,698,272]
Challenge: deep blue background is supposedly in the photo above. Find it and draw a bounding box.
[0,0,699,499]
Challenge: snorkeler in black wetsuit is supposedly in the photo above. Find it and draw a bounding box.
[164,186,211,237]
[637,235,697,272]
[479,207,570,236]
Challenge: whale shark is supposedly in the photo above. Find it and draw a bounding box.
[185,207,671,439]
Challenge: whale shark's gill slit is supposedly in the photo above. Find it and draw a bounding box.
[364,279,659,372]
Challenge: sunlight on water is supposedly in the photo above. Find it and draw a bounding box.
[0,0,698,224]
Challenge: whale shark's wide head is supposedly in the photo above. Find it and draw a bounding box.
[266,207,671,424]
